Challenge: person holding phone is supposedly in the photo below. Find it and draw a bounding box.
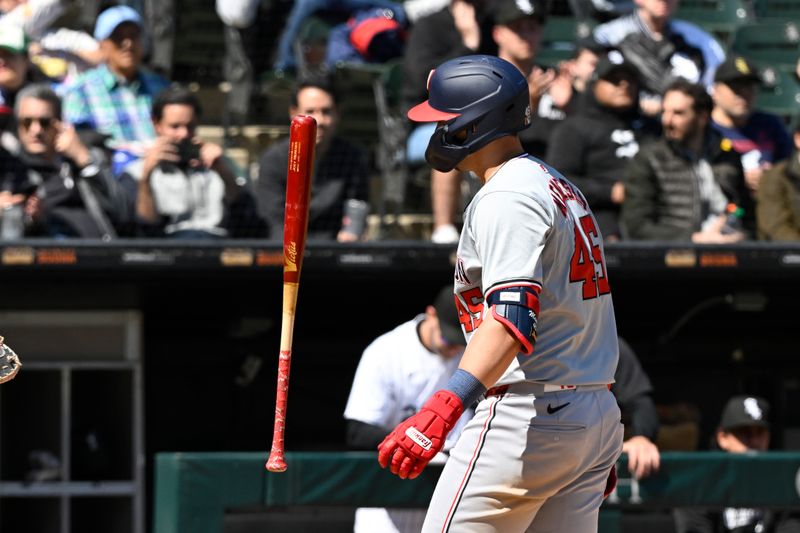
[3,83,128,239]
[120,84,247,238]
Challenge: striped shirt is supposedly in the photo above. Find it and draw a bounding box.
[61,64,169,150]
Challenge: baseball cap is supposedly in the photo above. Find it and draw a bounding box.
[714,55,761,85]
[94,5,144,41]
[0,24,28,55]
[593,50,639,82]
[719,395,770,431]
[433,286,465,347]
[491,0,547,25]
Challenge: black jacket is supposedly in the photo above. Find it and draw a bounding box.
[618,26,706,95]
[401,7,495,112]
[18,149,129,238]
[613,337,659,442]
[546,86,660,239]
[622,130,752,240]
[256,136,369,240]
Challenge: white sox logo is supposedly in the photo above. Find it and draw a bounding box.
[405,427,432,450]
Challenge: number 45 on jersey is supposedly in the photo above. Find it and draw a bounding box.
[570,214,610,300]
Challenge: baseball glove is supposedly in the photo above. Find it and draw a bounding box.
[0,336,22,384]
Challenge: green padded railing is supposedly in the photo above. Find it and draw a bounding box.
[154,451,800,533]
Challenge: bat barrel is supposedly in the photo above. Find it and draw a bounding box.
[282,115,316,285]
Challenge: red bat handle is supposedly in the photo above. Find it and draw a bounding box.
[266,115,316,473]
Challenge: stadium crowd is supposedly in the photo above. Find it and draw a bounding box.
[0,0,798,243]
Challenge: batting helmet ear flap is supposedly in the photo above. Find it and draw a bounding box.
[425,124,471,172]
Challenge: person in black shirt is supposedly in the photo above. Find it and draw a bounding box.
[5,83,128,239]
[614,336,661,479]
[255,76,369,241]
[547,50,660,241]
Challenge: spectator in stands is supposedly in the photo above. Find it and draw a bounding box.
[420,0,553,236]
[490,0,561,160]
[256,76,369,241]
[272,0,406,74]
[547,50,660,241]
[592,0,725,115]
[0,143,28,238]
[569,0,635,23]
[402,0,494,243]
[710,55,792,196]
[216,0,259,130]
[615,336,661,480]
[757,122,800,241]
[120,85,246,239]
[344,284,469,533]
[61,6,169,167]
[674,395,800,533]
[0,0,103,82]
[0,24,51,123]
[525,37,605,159]
[0,0,63,37]
[403,0,449,23]
[622,80,753,242]
[143,0,175,78]
[8,83,128,238]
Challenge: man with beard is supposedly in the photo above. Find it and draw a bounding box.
[546,50,660,241]
[622,79,752,242]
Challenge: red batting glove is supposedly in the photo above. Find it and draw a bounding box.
[604,464,618,499]
[377,390,464,479]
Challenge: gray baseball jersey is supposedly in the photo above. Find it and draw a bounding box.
[422,154,623,532]
[453,154,619,386]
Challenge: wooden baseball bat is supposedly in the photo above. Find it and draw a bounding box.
[266,115,317,473]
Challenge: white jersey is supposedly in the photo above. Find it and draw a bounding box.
[345,316,470,533]
[454,154,619,387]
[344,316,467,436]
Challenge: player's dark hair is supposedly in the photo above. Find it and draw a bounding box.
[14,84,62,120]
[291,74,339,107]
[151,84,203,122]
[663,79,713,115]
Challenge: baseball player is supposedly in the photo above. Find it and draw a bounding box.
[377,54,623,532]
[344,285,471,533]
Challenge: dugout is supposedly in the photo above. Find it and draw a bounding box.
[2,240,800,532]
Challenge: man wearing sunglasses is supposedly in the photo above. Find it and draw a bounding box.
[344,284,469,533]
[5,83,128,238]
[547,50,660,241]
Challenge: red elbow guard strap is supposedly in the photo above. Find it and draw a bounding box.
[486,284,540,355]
